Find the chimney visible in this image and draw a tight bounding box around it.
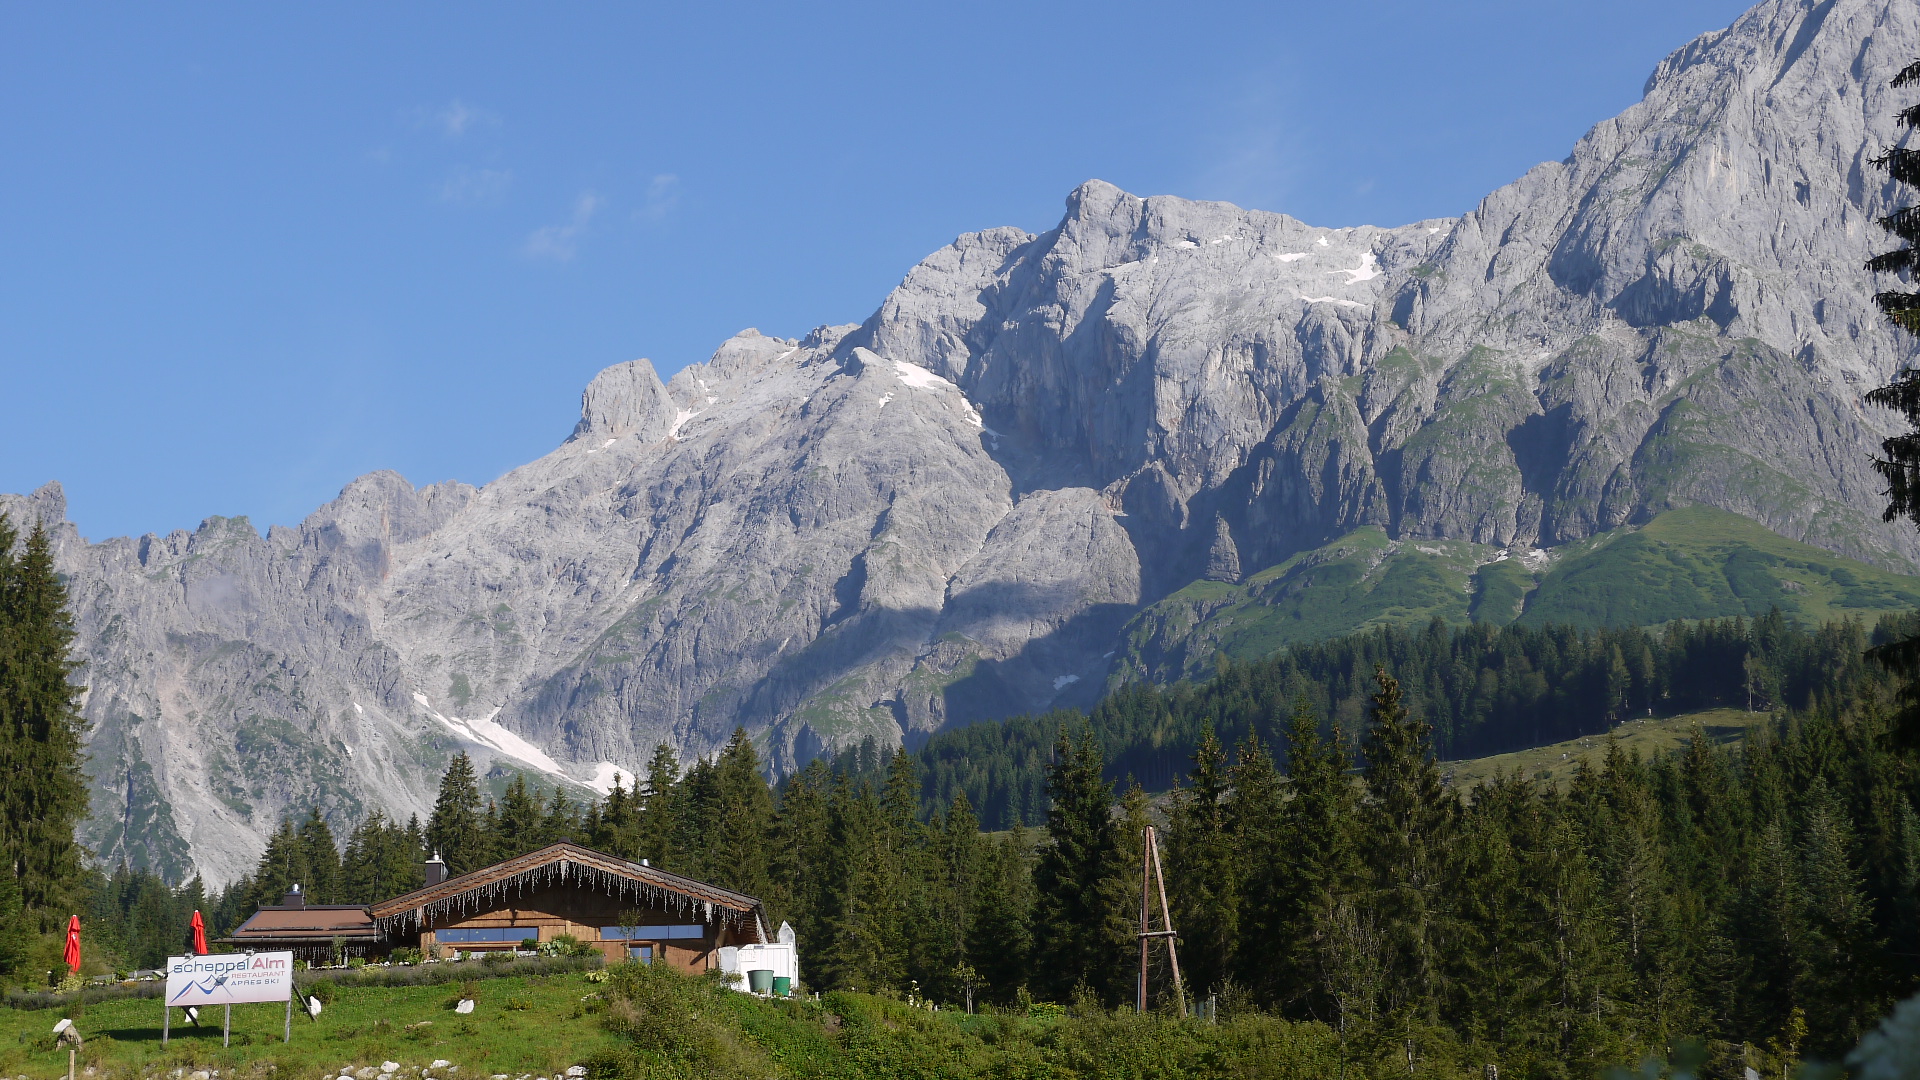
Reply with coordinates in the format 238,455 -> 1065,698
282,883 -> 305,908
424,851 -> 447,887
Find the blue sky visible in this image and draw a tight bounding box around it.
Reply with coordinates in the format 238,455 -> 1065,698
1,1 -> 1757,541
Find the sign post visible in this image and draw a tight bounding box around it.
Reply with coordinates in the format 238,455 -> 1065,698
163,953 -> 295,1045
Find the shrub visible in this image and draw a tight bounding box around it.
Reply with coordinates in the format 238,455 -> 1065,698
282,954 -> 600,996
4,980 -> 163,1011
546,934 -> 596,959
482,950 -> 512,966
600,965 -> 733,1075
390,947 -> 420,965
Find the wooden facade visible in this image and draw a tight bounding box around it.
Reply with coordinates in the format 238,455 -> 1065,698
368,842 -> 768,973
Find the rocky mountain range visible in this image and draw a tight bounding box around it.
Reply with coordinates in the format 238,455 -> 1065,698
7,0 -> 1920,885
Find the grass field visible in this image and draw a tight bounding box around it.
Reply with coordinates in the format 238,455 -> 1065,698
0,959 -> 1363,1080
0,970 -> 624,1080
1441,707 -> 1758,792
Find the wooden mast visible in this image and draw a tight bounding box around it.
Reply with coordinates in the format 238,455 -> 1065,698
1135,825 -> 1184,1013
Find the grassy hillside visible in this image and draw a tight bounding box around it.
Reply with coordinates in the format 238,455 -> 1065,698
0,958 -> 1362,1080
1116,506 -> 1920,682
1114,528 -> 1482,683
0,968 -> 624,1080
1441,707 -> 1757,792
1517,505 -> 1920,627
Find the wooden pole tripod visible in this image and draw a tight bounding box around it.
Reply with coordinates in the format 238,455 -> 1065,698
1136,825 -> 1184,1014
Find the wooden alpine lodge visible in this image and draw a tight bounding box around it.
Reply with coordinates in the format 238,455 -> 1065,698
223,842 -> 785,979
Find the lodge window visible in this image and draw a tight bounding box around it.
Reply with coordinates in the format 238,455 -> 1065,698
438,927 -> 533,943
599,925 -> 703,940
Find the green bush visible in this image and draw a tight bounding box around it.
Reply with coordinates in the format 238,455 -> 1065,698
587,965 -> 1346,1080
545,934 -> 596,959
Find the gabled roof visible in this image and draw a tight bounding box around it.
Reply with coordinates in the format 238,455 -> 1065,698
369,842 -> 766,939
223,904 -> 379,943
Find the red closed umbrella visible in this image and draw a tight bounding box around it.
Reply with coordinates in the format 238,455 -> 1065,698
61,916 -> 81,974
190,910 -> 208,955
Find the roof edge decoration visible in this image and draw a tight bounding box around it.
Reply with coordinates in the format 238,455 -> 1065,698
369,842 -> 765,937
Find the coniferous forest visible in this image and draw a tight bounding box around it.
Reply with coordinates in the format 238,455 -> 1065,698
192,617 -> 1920,1072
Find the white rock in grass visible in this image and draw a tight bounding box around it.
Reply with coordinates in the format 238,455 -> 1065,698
381,1065 -> 400,1075
429,1064 -> 451,1071
565,1070 -> 586,1078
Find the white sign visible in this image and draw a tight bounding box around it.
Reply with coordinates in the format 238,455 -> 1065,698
165,953 -> 294,1006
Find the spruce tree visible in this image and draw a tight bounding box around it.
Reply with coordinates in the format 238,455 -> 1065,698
540,787 -> 580,846
1863,58 -> 1920,741
1167,723 -> 1238,996
1524,814 -> 1629,1064
768,759 -> 832,944
426,752 -> 488,874
493,774 -> 543,860
1796,776 -> 1881,1051
481,798 -> 501,861
1740,820 -> 1810,1041
1594,742 -> 1690,1043
248,819 -> 311,910
296,808 -> 341,903
0,517 -> 89,913
1227,729 -> 1287,1006
713,728 -> 775,899
635,742 -> 680,867
1032,724 -> 1122,1003
592,774 -> 638,857
874,748 -> 942,997
1446,771 -> 1535,1048
931,792 -> 981,1000
827,772 -> 906,992
341,810 -> 425,902
673,756 -> 721,879
805,770 -> 865,990
1358,664 -> 1452,1021
967,825 -> 1035,1005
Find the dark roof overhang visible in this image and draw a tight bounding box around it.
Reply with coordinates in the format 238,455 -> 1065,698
368,842 -> 767,940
